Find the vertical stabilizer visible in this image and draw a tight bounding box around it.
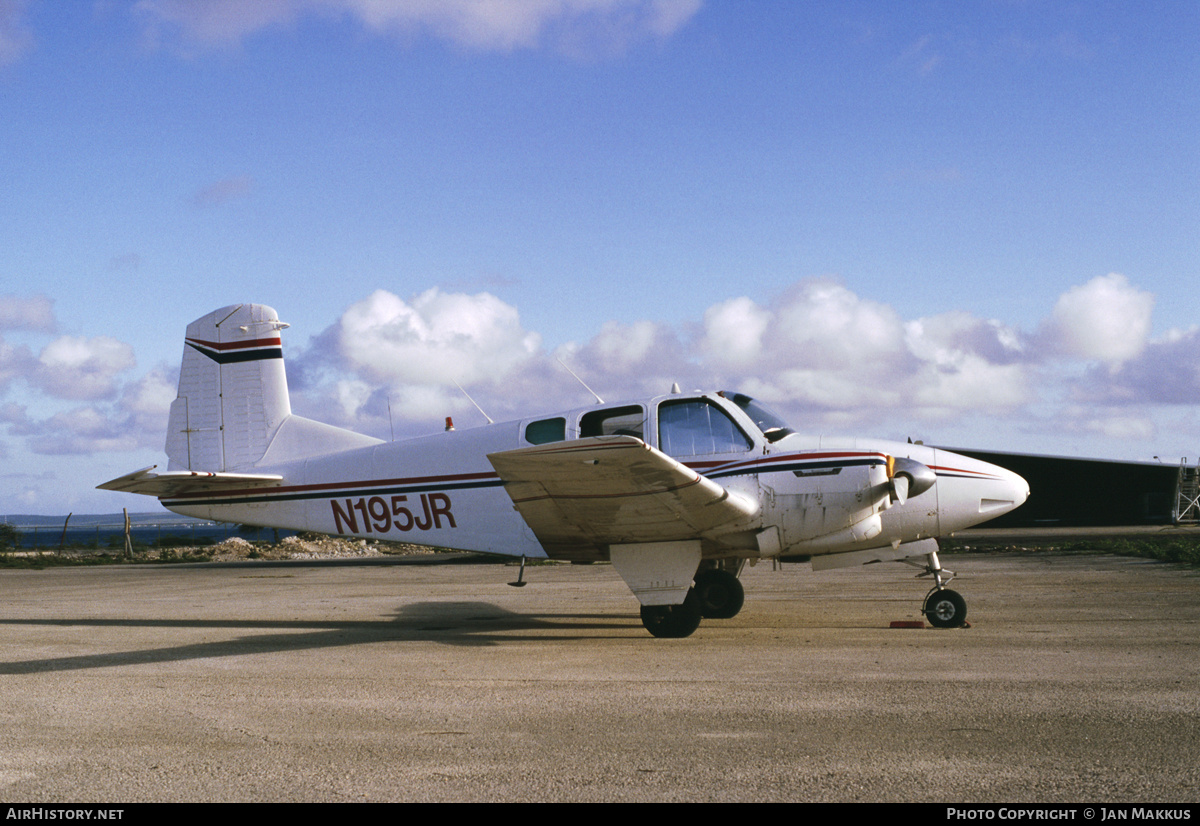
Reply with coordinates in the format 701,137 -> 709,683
166,304 -> 292,472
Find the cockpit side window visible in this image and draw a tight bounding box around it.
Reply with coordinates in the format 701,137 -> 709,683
524,417 -> 566,445
579,405 -> 645,439
658,398 -> 753,457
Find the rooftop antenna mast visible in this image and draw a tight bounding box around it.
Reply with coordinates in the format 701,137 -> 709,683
556,357 -> 604,404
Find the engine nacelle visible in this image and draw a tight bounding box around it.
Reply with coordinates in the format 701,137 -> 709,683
765,456 -> 891,551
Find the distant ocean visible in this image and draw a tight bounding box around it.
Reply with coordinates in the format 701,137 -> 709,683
2,513 -> 294,550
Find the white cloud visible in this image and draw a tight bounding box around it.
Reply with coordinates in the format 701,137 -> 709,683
695,279 -> 918,413
33,335 -> 137,400
701,296 -> 770,369
770,367 -> 904,412
35,406 -> 141,455
1059,406 -> 1158,443
909,356 -> 1029,417
1040,273 -> 1154,366
1075,325 -> 1200,406
0,294 -> 55,332
334,288 -> 541,387
385,383 -> 471,424
223,275 -> 1197,448
644,0 -> 703,37
590,319 -> 666,365
905,311 -> 1025,366
897,34 -> 943,76
20,272 -> 1191,482
4,366 -> 173,456
414,277 -> 1036,428
134,0 -> 702,53
543,278 -> 1034,422
0,336 -> 34,391
0,0 -> 33,66
117,366 -> 176,436
192,175 -> 254,207
773,278 -> 910,372
134,0 -> 301,48
557,318 -> 690,401
330,378 -> 375,421
902,312 -> 1031,416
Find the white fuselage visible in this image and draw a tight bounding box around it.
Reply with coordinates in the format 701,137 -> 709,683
162,392 -> 1028,563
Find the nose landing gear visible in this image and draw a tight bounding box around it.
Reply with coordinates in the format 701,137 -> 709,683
907,545 -> 969,628
923,586 -> 967,628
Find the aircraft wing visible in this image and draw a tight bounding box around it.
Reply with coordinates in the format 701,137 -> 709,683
97,465 -> 283,498
487,436 -> 758,558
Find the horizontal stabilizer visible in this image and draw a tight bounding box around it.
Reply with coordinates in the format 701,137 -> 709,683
487,436 -> 758,557
97,465 -> 283,498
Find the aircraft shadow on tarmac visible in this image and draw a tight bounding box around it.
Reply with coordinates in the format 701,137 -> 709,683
0,602 -> 629,674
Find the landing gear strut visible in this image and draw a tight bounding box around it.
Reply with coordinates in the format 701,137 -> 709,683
909,546 -> 968,628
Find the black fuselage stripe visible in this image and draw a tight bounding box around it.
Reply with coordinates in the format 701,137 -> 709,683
706,457 -> 884,479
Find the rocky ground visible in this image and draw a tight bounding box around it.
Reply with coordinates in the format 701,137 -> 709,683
7,533 -> 452,563
205,534 -> 444,562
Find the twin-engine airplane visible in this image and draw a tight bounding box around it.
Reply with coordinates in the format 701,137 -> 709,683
100,304 -> 1030,638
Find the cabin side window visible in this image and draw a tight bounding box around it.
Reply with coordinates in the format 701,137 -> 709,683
524,417 -> 566,445
579,405 -> 645,439
658,399 -> 753,457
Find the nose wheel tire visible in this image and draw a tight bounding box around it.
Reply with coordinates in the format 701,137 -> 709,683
924,588 -> 967,628
692,569 -> 745,619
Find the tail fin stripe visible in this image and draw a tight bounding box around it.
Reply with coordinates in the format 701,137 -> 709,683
186,335 -> 282,351
186,339 -> 283,364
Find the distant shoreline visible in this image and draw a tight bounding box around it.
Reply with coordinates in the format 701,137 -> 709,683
3,512 -> 196,527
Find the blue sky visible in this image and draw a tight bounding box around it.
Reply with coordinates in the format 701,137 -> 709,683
1,0 -> 1197,515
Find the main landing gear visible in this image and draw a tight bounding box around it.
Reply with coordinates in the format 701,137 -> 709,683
640,598 -> 703,639
640,563 -> 745,638
692,568 -> 745,619
910,545 -> 968,628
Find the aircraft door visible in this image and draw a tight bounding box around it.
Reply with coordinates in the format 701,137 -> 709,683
655,397 -> 761,510
656,398 -> 753,458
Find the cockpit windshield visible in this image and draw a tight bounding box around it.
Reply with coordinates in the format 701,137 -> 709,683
719,391 -> 795,443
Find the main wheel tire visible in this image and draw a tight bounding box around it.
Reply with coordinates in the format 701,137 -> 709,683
692,569 -> 745,619
640,600 -> 703,638
925,588 -> 967,628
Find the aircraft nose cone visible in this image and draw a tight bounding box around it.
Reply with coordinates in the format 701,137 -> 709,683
933,450 -> 1030,533
985,465 -> 1030,516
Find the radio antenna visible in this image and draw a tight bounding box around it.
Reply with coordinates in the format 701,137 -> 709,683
556,357 -> 604,404
452,380 -> 494,424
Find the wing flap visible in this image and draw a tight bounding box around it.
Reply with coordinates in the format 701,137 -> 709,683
97,465 -> 283,498
487,436 -> 757,556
